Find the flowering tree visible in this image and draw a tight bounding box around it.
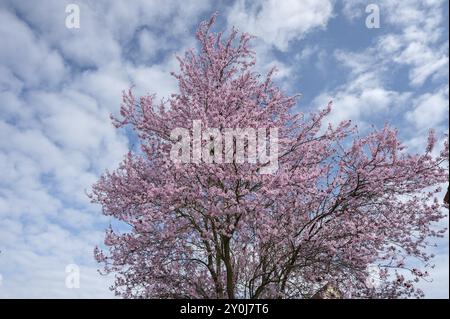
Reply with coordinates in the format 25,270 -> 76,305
90,16 -> 449,299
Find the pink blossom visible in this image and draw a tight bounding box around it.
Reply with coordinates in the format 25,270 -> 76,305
89,15 -> 449,299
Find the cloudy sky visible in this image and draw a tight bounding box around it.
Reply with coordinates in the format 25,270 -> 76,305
0,0 -> 448,298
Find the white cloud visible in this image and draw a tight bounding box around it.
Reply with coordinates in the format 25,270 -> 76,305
2,0 -> 212,68
126,62 -> 179,99
0,0 -> 214,298
314,0 -> 448,130
406,85 -> 449,130
0,8 -> 67,88
420,256 -> 450,298
227,0 -> 334,51
314,85 -> 412,129
313,49 -> 412,128
0,225 -> 115,298
344,0 -> 449,87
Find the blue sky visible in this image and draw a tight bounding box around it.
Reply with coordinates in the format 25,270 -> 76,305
0,0 -> 448,298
